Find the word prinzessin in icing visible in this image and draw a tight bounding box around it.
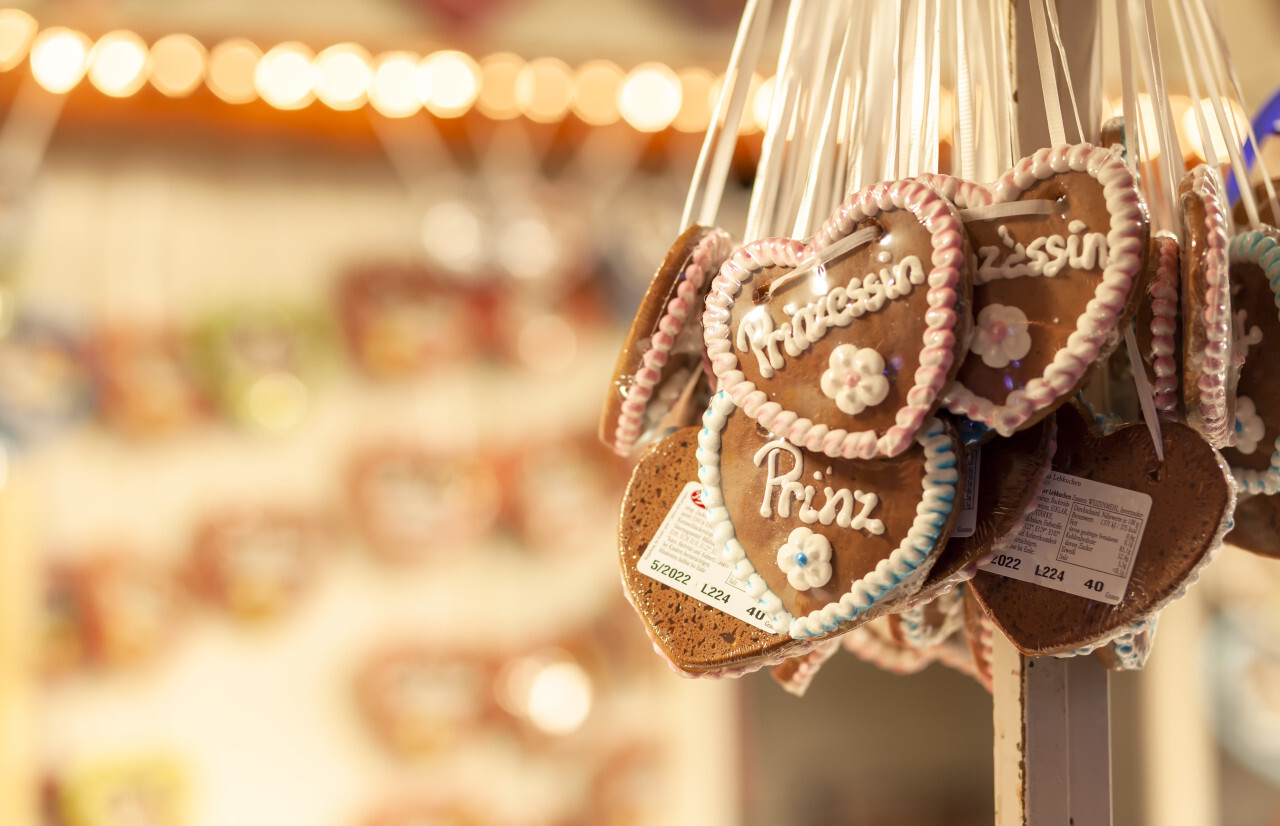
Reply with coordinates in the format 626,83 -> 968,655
975,220 -> 1108,284
735,255 -> 926,378
753,438 -> 885,534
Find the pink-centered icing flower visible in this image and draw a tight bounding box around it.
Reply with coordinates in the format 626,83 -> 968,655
970,303 -> 1032,369
1234,395 -> 1266,454
776,527 -> 833,591
820,345 -> 889,415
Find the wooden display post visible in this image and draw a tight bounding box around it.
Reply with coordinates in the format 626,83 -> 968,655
994,3 -> 1113,824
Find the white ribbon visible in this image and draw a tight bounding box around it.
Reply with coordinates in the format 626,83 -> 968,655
768,224 -> 884,296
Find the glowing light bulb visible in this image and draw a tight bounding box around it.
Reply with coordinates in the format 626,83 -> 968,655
525,660 -> 592,735
1181,97 -> 1249,164
0,9 -> 37,72
751,75 -> 776,132
618,63 -> 681,132
418,50 -> 479,118
369,51 -> 420,118
88,31 -> 149,97
314,43 -> 372,111
150,34 -> 205,98
571,60 -> 622,126
255,42 -> 315,110
30,27 -> 91,94
477,52 -> 523,120
673,67 -> 714,133
208,39 -> 261,104
515,57 -> 573,124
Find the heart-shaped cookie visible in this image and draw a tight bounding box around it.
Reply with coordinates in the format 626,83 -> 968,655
1179,164 -> 1236,448
698,391 -> 962,638
928,144 -> 1149,437
601,225 -> 734,456
1133,234 -> 1183,418
617,426 -> 818,675
703,178 -> 970,460
962,586 -> 995,692
918,413 -> 1058,597
769,638 -> 841,696
969,400 -> 1233,655
1220,230 -> 1280,494
887,584 -> 965,649
1225,491 -> 1280,559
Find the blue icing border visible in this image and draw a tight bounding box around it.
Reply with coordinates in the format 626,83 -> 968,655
1228,231 -> 1280,496
696,390 -> 960,639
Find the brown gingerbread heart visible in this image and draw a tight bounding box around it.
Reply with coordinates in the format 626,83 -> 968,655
927,144 -> 1149,437
1225,492 -> 1280,559
697,391 -> 963,639
1179,164 -> 1237,448
601,225 -> 734,456
704,178 -> 970,460
969,400 -> 1232,656
617,426 -> 816,675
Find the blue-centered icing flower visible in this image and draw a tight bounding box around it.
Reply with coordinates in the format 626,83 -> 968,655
820,344 -> 889,415
970,303 -> 1032,369
1234,395 -> 1266,454
776,526 -> 833,591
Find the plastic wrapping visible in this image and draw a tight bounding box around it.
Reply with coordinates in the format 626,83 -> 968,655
599,225 -> 733,457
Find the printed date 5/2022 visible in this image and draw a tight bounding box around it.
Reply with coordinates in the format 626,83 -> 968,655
650,560 -> 691,585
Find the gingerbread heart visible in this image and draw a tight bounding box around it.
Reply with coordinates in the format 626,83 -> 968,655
1133,234 -> 1182,419
1221,230 -> 1280,494
698,391 -> 962,638
928,144 -> 1149,437
1179,164 -> 1236,448
918,413 -> 1058,597
962,586 -> 995,692
703,178 -> 970,460
887,584 -> 965,649
617,426 -> 818,675
601,225 -> 734,456
769,638 -> 841,696
1225,491 -> 1280,559
969,400 -> 1232,655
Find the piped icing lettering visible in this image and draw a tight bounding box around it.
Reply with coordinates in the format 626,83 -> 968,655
974,220 -> 1108,284
734,255 -> 926,378
753,437 -> 885,535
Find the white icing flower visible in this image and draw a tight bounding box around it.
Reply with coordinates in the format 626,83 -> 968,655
970,303 -> 1032,369
1234,395 -> 1266,454
820,345 -> 889,415
776,527 -> 834,591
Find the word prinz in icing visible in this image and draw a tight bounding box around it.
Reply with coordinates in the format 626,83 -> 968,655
753,438 -> 885,535
736,254 -> 926,378
975,220 -> 1108,284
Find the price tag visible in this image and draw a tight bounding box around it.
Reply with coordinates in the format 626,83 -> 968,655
978,471 -> 1151,605
638,481 -> 776,633
951,447 -> 981,539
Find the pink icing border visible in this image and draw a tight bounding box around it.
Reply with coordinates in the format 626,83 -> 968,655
1148,235 -> 1181,418
937,144 -> 1146,436
769,638 -> 841,697
1184,164 -> 1234,447
611,228 -> 734,455
703,179 -> 965,460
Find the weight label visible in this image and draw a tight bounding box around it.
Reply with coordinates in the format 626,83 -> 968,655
639,481 -> 776,633
951,448 -> 981,539
978,471 -> 1150,605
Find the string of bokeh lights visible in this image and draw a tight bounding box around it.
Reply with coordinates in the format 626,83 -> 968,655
0,7 -> 1250,158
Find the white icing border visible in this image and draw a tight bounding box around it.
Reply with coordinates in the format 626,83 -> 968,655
1227,230 -> 1280,495
1183,164 -> 1234,448
932,145 -> 1146,437
703,178 -> 966,460
696,390 -> 959,639
611,227 -> 734,455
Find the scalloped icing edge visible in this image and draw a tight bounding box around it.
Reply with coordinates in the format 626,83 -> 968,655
1148,234 -> 1182,417
896,584 -> 965,650
696,390 -> 960,640
1228,230 -> 1280,495
1184,164 -> 1234,447
612,227 -> 735,455
937,143 -> 1146,437
702,178 -> 965,460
